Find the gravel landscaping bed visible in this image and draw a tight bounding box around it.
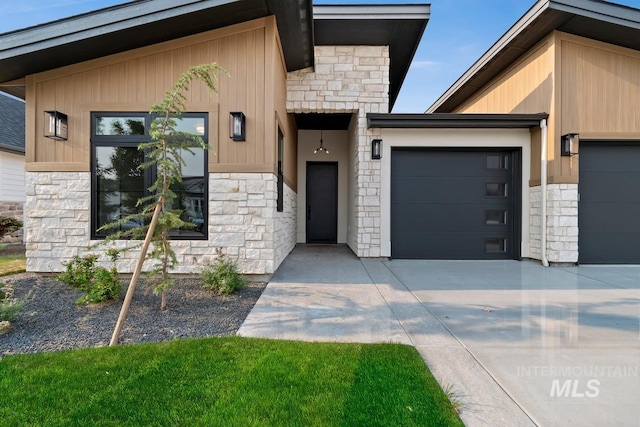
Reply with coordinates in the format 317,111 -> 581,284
1,273 -> 266,355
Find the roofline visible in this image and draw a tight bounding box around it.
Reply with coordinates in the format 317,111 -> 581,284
313,3 -> 430,110
0,143 -> 25,155
313,4 -> 431,20
426,0 -> 640,113
367,113 -> 549,128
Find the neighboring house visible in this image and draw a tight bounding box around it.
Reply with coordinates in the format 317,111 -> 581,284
0,0 -> 429,273
0,94 -> 25,242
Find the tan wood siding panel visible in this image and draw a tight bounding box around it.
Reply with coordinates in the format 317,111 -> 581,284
27,18 -> 274,172
455,35 -> 557,186
560,34 -> 640,135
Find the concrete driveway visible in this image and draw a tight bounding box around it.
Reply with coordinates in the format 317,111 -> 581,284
239,245 -> 640,427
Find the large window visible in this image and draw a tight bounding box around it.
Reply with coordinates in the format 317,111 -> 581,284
91,112 -> 208,239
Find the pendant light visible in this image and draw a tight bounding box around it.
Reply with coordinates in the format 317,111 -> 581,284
314,129 -> 329,154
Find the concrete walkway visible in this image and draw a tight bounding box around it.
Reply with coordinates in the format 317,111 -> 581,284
238,245 -> 640,427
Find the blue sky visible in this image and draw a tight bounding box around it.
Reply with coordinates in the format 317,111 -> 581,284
2,0 -> 640,112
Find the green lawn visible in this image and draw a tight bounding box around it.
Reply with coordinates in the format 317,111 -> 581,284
0,253 -> 26,277
0,337 -> 463,426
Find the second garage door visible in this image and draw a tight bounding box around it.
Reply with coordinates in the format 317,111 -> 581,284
579,142 -> 640,264
391,148 -> 520,259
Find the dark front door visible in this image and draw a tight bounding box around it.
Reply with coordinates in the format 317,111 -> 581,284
306,162 -> 338,244
391,148 -> 520,260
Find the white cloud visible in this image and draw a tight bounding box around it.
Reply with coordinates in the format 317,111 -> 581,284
410,60 -> 440,70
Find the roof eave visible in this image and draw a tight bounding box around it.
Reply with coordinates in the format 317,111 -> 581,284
368,113 -> 549,129
427,0 -> 640,113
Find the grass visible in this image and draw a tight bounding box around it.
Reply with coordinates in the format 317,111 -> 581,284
0,253 -> 26,277
0,337 -> 464,426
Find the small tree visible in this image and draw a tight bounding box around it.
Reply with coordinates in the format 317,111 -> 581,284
108,63 -> 224,346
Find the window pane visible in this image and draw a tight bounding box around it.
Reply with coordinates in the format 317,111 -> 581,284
95,117 -> 145,135
173,117 -> 206,136
170,147 -> 206,237
95,146 -> 145,234
486,238 -> 507,253
486,154 -> 508,169
485,210 -> 508,225
486,183 -> 508,197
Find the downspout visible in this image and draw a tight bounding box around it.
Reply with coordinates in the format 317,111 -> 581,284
540,119 -> 549,267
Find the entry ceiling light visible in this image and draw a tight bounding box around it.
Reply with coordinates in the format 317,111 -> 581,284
314,129 -> 329,154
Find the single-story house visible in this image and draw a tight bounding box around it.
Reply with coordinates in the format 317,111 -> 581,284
0,0 -> 637,273
0,94 -> 26,242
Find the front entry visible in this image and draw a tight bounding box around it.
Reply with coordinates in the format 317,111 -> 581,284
306,162 -> 338,243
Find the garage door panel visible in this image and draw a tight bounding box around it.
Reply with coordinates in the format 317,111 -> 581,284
392,203 -> 512,232
391,150 -> 511,177
392,231 -> 512,260
579,232 -> 640,264
391,148 -> 518,260
579,172 -> 640,201
392,176 -> 510,204
580,145 -> 640,172
579,202 -> 640,233
579,141 -> 640,264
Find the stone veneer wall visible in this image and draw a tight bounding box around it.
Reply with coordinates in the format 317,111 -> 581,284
25,172 -> 296,274
286,45 -> 388,257
528,184 -> 579,264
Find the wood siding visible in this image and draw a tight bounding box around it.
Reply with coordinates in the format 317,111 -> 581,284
454,31 -> 640,184
25,16 -> 297,188
558,33 -> 640,139
455,34 -> 555,186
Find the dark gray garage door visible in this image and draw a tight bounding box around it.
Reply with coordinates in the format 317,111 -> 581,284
391,148 -> 520,260
579,142 -> 640,264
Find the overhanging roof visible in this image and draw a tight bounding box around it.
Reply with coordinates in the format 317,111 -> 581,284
367,113 -> 548,128
428,0 -> 640,113
0,1 -> 429,110
314,4 -> 430,109
0,0 -> 314,99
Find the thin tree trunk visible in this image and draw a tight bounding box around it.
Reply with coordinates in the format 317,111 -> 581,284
109,200 -> 163,346
161,290 -> 167,312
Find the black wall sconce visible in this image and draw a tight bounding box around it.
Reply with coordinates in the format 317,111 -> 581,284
560,133 -> 578,156
372,139 -> 382,160
44,110 -> 68,141
229,112 -> 246,141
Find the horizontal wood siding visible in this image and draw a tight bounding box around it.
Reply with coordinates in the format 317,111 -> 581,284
455,34 -> 555,185
0,151 -> 26,201
26,18 -> 282,174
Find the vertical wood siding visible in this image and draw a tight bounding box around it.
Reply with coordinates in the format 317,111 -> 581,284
455,34 -> 555,186
25,17 -> 295,188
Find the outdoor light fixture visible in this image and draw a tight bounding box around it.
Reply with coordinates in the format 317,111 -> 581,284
314,130 -> 329,154
561,133 -> 578,156
44,110 -> 68,141
229,112 -> 246,141
372,139 -> 382,160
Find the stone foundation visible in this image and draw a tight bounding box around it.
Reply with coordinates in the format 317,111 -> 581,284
528,184 -> 579,264
25,172 -> 296,275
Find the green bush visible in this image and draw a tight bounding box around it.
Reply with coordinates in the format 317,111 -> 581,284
200,252 -> 247,295
57,253 -> 122,304
0,216 -> 22,238
0,283 -> 25,322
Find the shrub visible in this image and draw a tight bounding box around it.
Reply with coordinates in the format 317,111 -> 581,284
57,253 -> 122,304
0,216 -> 22,238
0,283 -> 25,323
200,251 -> 247,295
